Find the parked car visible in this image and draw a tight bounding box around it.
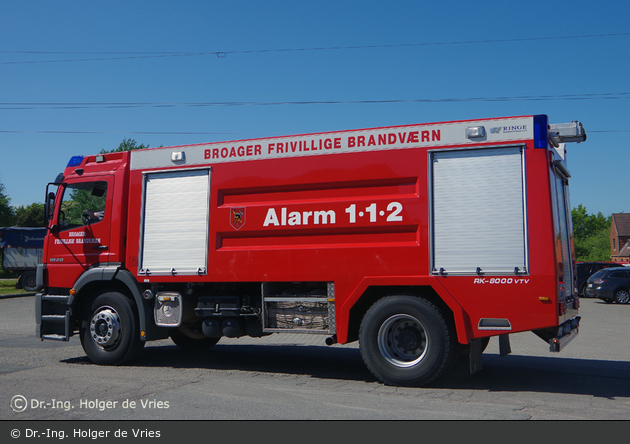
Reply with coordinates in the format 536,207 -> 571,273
584,267 -> 630,303
576,262 -> 625,297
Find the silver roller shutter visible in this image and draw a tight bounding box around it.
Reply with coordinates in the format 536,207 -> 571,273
139,169 -> 210,275
431,147 -> 527,275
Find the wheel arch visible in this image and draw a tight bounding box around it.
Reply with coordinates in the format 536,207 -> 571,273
343,278 -> 470,345
72,266 -> 150,340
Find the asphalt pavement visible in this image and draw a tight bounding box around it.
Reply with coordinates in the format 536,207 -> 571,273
0,294 -> 629,422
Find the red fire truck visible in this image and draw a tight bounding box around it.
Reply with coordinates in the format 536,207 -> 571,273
36,115 -> 585,386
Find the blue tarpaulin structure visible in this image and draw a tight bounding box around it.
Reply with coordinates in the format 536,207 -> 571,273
0,227 -> 46,249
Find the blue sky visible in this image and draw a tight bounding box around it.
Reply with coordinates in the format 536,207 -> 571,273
1,0 -> 629,217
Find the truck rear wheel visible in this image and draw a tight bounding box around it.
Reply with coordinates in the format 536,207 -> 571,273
21,271 -> 37,292
80,291 -> 144,365
359,295 -> 456,386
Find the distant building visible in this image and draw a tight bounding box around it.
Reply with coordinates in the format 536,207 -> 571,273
610,213 -> 630,263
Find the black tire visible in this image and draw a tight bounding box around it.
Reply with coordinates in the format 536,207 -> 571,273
359,295 -> 457,387
170,328 -> 219,351
613,289 -> 630,304
21,271 -> 37,292
579,284 -> 588,298
80,291 -> 144,365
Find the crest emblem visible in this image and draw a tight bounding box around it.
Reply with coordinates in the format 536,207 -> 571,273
230,207 -> 246,230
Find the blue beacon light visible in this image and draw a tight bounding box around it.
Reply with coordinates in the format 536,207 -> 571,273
66,156 -> 84,167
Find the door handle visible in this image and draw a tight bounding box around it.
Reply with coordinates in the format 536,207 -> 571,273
93,245 -> 108,250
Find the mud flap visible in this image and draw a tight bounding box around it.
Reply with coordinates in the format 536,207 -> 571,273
469,339 -> 483,374
499,334 -> 512,357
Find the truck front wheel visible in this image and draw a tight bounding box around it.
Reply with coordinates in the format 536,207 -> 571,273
359,295 -> 457,386
80,292 -> 144,365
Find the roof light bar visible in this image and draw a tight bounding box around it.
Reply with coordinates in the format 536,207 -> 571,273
171,151 -> 185,163
548,121 -> 586,147
465,126 -> 486,139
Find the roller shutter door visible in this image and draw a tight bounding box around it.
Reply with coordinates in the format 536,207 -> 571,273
139,169 -> 210,275
431,147 -> 527,275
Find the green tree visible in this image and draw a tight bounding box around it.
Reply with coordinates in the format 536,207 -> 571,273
14,203 -> 45,227
100,138 -> 149,154
0,181 -> 15,226
577,228 -> 612,261
572,204 -> 610,240
572,204 -> 612,261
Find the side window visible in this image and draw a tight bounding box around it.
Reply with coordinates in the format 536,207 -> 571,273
609,271 -> 626,279
58,181 -> 107,231
590,270 -> 607,280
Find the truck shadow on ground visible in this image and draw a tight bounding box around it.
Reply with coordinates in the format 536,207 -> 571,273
437,354 -> 630,399
63,342 -> 630,398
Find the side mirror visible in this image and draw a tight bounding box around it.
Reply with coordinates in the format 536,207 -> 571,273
44,182 -> 62,229
45,192 -> 56,220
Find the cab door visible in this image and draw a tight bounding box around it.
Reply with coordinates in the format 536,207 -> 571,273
45,175 -> 115,288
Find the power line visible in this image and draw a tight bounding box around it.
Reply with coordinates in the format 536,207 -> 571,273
0,52 -> 211,65
589,130 -> 630,133
1,32 -> 629,65
2,92 -> 630,110
2,92 -> 630,135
